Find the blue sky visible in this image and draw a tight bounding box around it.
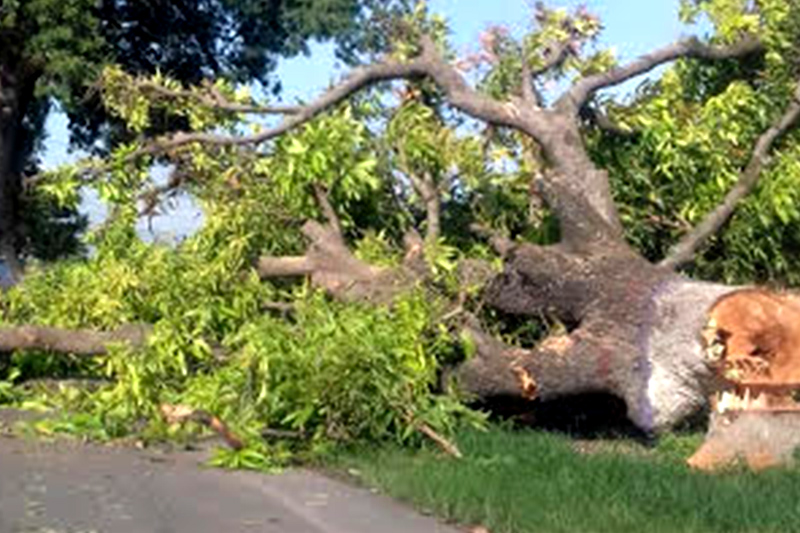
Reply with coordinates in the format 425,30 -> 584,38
39,0 -> 704,242
43,0 -> 701,168
275,0 -> 697,102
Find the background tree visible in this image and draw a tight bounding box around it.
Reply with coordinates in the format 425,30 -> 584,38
0,0 -> 410,279
1,0 -> 800,463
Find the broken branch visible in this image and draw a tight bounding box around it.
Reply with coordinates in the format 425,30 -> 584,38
160,404 -> 245,450
416,421 -> 463,458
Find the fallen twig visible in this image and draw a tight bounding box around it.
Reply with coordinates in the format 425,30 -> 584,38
160,403 -> 245,451
261,427 -> 306,441
416,421 -> 462,458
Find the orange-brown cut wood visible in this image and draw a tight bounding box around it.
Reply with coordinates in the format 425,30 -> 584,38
706,289 -> 800,386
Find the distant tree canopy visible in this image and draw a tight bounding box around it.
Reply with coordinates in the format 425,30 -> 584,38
0,0 -> 410,270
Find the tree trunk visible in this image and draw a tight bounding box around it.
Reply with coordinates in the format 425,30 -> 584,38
0,63 -> 36,282
456,242 -> 740,433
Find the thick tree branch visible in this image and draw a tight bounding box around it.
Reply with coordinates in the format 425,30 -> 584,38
25,35 -> 539,198
0,324 -> 150,356
26,36 -> 575,243
256,220 -> 421,303
456,315 -> 625,402
561,35 -> 762,109
662,83 -> 800,270
107,36 -> 542,160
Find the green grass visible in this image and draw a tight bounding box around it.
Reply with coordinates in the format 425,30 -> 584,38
332,428 -> 800,533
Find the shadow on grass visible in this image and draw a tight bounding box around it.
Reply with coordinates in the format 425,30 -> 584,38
474,392 -> 654,440
332,427 -> 800,533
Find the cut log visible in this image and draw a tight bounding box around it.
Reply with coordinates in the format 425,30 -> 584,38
687,289 -> 800,470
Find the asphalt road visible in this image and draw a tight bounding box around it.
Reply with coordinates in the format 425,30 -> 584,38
0,432 -> 459,533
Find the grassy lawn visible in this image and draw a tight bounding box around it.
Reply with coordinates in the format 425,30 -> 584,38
332,427 -> 800,533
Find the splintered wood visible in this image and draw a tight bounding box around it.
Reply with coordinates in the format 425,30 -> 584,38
689,289 -> 800,471
511,364 -> 538,400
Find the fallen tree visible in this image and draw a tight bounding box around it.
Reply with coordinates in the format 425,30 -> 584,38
4,1 -> 800,458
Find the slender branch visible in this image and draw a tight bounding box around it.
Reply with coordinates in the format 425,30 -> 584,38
422,174 -> 442,243
312,182 -> 343,239
531,40 -> 573,77
403,168 -> 440,244
127,53 -> 436,155
520,58 -> 537,105
261,301 -> 296,314
137,81 -> 302,115
139,170 -> 187,216
261,427 -> 306,440
661,83 -> 800,270
580,105 -> 636,137
160,404 -> 245,450
416,421 -> 463,458
0,324 -> 150,355
562,35 -> 762,108
400,408 -> 462,458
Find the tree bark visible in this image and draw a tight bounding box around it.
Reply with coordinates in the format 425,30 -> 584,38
457,243 -> 740,433
0,324 -> 150,356
688,411 -> 800,470
0,63 -> 37,282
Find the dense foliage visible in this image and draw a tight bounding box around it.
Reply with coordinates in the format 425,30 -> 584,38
592,0 -> 800,284
3,58 -> 493,467
4,0 -> 800,467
